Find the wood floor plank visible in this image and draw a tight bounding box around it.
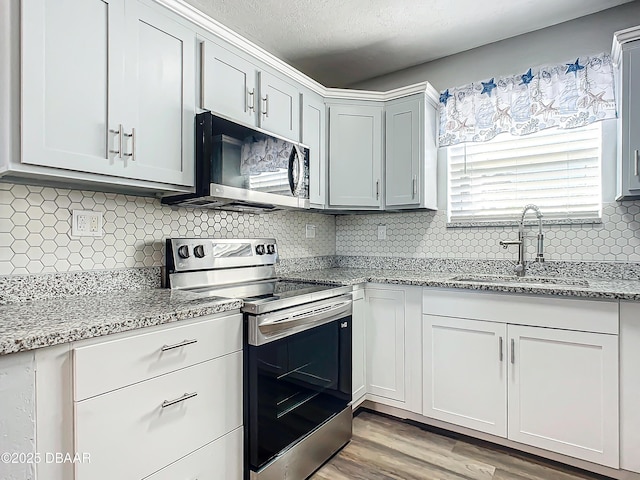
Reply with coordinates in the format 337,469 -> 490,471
352,412 -> 495,480
452,442 -> 602,480
313,411 -> 609,480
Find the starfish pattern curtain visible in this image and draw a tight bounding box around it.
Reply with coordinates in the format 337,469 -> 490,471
438,53 -> 616,147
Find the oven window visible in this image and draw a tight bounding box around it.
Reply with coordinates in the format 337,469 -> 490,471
247,317 -> 351,469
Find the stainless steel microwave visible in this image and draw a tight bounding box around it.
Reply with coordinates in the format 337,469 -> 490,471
162,112 -> 310,212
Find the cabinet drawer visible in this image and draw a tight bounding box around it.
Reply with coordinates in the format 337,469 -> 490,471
74,352 -> 242,480
422,289 -> 618,334
146,427 -> 243,480
73,313 -> 242,400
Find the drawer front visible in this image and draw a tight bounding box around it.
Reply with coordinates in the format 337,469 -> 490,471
422,288 -> 618,334
146,427 -> 243,480
74,352 -> 242,480
73,313 -> 242,400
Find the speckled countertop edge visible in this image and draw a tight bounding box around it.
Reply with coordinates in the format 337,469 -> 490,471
281,268 -> 640,301
0,289 -> 242,356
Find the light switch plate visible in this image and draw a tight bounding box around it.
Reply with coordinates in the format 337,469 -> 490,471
72,210 -> 103,237
306,224 -> 316,239
377,225 -> 387,240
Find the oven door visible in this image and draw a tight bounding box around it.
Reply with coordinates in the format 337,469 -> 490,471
245,300 -> 352,471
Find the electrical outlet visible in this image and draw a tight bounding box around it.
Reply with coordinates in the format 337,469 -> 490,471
306,224 -> 316,239
377,225 -> 387,240
72,210 -> 103,237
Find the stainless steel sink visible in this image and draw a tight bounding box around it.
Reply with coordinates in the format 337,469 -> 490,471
449,274 -> 589,287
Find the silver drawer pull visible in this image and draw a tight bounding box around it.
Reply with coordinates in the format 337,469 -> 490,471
161,392 -> 198,408
161,339 -> 198,351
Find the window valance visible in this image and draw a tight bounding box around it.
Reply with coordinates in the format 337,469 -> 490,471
438,53 -> 616,147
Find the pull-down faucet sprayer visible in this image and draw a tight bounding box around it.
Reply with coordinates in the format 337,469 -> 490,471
499,204 -> 545,277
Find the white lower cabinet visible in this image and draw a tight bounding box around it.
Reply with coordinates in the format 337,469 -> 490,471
423,316 -> 507,437
72,313 -> 243,480
146,427 -> 243,480
422,289 -> 619,469
507,325 -> 618,468
352,288 -> 366,405
365,284 -> 422,413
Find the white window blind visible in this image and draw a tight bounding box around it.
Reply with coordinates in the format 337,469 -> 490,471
447,123 -> 602,224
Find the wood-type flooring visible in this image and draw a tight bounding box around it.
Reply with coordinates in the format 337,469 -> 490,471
311,411 -> 612,480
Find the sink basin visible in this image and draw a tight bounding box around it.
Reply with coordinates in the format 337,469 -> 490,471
450,274 -> 589,287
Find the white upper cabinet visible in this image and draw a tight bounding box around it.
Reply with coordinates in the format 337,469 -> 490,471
125,2 -> 196,187
259,71 -> 300,140
328,103 -> 383,208
200,39 -> 258,125
384,94 -> 437,210
200,39 -> 300,141
20,0 -> 195,189
21,0 -> 126,176
614,32 -> 640,199
302,90 -> 327,207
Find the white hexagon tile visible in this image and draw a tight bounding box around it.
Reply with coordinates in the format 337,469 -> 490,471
336,202 -> 640,263
0,183 -> 335,276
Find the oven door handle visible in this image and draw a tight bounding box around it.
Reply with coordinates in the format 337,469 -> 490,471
251,297 -> 352,345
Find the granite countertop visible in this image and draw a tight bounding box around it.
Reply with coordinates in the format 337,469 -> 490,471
0,289 -> 242,356
4,265 -> 640,357
281,267 -> 640,301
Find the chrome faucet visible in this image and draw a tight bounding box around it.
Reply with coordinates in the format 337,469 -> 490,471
499,204 -> 545,276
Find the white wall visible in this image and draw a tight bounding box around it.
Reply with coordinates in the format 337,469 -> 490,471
351,1 -> 640,92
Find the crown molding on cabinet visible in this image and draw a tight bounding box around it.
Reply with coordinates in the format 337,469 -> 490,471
611,25 -> 640,65
325,82 -> 439,105
155,0 -> 326,96
154,0 -> 439,103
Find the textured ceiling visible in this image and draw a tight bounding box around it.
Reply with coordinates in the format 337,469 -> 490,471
185,0 -> 635,87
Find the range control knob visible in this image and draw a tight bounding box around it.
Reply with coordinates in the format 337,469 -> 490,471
177,245 -> 190,259
193,245 -> 206,258
266,244 -> 276,255
256,244 -> 266,255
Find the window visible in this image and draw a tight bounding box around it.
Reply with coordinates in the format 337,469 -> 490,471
447,123 -> 602,225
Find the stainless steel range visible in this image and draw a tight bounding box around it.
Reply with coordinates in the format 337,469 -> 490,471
165,238 -> 353,480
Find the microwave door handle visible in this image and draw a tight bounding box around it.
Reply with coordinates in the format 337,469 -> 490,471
288,146 -> 298,195
296,146 -> 305,196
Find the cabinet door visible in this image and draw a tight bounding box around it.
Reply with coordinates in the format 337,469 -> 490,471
201,39 -> 257,125
507,325 -> 619,468
624,42 -> 640,193
365,287 -> 405,402
21,0 -> 126,175
329,105 -> 383,208
351,290 -> 366,404
259,71 -> 300,141
303,91 -> 327,207
124,2 -> 195,186
423,315 -> 507,437
385,99 -> 421,207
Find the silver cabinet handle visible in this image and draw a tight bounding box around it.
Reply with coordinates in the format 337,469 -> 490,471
499,336 -> 503,362
109,124 -> 123,158
412,176 -> 417,199
161,392 -> 198,408
123,128 -> 136,161
161,339 -> 197,351
376,180 -> 380,199
510,338 -> 515,364
635,149 -> 639,177
262,94 -> 269,117
248,88 -> 255,112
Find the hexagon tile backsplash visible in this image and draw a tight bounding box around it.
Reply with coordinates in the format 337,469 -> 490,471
0,183 -> 335,276
2,180 -> 640,277
336,203 -> 640,263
